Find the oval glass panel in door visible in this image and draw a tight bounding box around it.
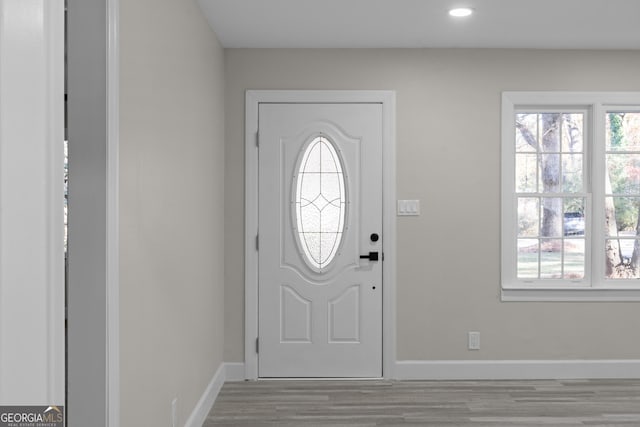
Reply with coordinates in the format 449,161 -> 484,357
295,136 -> 346,271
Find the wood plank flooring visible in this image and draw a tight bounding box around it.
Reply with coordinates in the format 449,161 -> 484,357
203,379 -> 640,427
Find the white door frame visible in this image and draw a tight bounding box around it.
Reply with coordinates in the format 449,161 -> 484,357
0,0 -> 119,418
66,0 -> 120,424
0,0 -> 65,404
244,90 -> 396,379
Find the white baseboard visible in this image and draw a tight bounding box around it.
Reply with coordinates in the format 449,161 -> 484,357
225,362 -> 246,382
395,359 -> 640,380
184,363 -> 226,427
184,363 -> 245,427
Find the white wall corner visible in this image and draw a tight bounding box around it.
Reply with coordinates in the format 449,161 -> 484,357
395,360 -> 640,380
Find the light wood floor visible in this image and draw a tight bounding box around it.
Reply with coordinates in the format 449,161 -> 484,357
204,379 -> 640,427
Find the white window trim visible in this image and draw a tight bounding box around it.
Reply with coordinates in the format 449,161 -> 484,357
502,91 -> 640,302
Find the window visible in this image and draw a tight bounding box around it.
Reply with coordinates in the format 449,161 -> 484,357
514,111 -> 587,281
502,92 -> 640,301
605,111 -> 640,279
295,136 -> 346,271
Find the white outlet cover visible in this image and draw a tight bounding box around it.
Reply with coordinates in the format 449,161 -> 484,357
468,331 -> 480,350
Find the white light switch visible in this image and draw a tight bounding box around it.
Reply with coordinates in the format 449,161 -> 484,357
397,200 -> 420,216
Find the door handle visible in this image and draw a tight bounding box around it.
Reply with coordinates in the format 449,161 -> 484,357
360,251 -> 379,261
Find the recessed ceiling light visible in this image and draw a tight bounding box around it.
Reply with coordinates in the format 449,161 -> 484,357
449,7 -> 473,17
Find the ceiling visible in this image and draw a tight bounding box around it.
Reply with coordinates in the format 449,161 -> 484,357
197,0 -> 640,49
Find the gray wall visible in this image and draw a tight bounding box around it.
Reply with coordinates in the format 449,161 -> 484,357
224,49 -> 640,363
119,0 -> 225,425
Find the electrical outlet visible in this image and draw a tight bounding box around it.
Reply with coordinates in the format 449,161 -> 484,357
171,398 -> 178,427
468,331 -> 480,350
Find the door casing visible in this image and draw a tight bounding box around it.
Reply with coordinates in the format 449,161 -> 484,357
244,90 -> 396,379
0,0 -> 65,404
67,0 -> 120,425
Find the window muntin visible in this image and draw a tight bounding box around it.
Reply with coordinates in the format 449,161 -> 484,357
295,136 -> 346,271
514,112 -> 586,281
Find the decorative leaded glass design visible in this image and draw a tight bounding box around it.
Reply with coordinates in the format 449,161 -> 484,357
295,136 -> 346,271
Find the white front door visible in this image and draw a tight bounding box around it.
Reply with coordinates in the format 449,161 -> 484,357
258,103 -> 383,377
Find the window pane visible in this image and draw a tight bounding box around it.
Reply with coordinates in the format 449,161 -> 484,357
605,196 -> 640,278
605,239 -> 640,279
540,239 -> 562,279
562,113 -> 584,153
299,204 -> 320,232
540,154 -> 561,193
320,204 -> 342,233
562,154 -> 582,192
561,200 -> 587,279
320,173 -> 344,207
515,113 -> 538,152
605,197 -> 640,235
606,112 -> 640,152
541,197 -> 563,237
619,238 -> 636,262
517,239 -> 539,278
518,197 -> 539,237
320,233 -> 341,267
564,198 -> 585,236
539,113 -> 561,152
515,154 -> 537,193
298,172 -> 320,205
564,239 -> 585,279
295,136 -> 346,271
320,142 -> 341,173
301,232 -> 321,265
607,154 -> 640,195
301,140 -> 321,172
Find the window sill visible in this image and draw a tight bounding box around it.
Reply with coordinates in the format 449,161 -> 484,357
501,286 -> 640,302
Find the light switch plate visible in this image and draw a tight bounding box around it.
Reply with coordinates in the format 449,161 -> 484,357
397,200 -> 420,216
